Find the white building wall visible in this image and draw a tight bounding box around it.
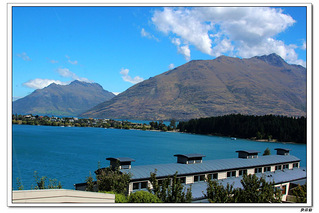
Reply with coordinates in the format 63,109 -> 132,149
218,172 -> 227,180
247,168 -> 255,175
186,176 -> 193,184
271,166 -> 276,172
275,182 -> 290,202
128,182 -> 133,194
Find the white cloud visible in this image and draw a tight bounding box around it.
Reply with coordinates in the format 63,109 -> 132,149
153,8 -> 212,57
171,38 -> 191,61
141,28 -> 159,41
112,92 -> 120,96
17,52 -> 31,61
56,68 -> 92,82
120,68 -> 144,84
23,68 -> 94,90
66,55 -> 78,65
301,40 -> 306,50
151,7 -> 305,66
168,63 -> 175,69
23,79 -> 68,89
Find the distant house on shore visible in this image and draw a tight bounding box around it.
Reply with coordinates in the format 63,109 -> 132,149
75,148 -> 306,202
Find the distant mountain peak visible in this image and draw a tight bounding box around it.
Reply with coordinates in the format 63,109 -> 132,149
254,53 -> 287,67
81,54 -> 306,120
13,80 -> 115,117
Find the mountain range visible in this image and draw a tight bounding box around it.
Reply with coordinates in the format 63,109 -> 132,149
81,53 -> 306,120
13,80 -> 115,116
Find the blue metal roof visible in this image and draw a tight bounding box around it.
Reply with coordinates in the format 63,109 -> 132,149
188,167 -> 306,200
106,157 -> 135,162
236,150 -> 261,154
275,148 -> 291,151
121,154 -> 301,180
174,154 -> 206,158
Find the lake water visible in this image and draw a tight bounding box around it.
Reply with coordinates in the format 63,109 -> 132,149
12,124 -> 307,190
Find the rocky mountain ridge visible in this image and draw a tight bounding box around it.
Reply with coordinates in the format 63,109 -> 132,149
81,53 -> 306,120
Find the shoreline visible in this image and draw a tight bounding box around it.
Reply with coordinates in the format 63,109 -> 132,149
12,123 -> 304,145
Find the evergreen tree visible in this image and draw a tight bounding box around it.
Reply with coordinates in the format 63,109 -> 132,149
206,179 -> 236,203
292,184 -> 307,203
148,170 -> 192,203
85,172 -> 95,192
263,148 -> 271,156
95,166 -> 131,195
236,174 -> 281,203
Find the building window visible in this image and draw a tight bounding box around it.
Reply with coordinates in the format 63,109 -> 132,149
264,166 -> 271,172
275,165 -> 282,171
227,171 -> 236,178
208,173 -> 218,180
133,181 -> 148,190
121,164 -> 130,169
133,182 -> 139,190
293,163 -> 299,168
283,164 -> 289,170
177,177 -> 186,184
281,185 -> 287,195
140,181 -> 148,189
239,169 -> 247,176
194,175 -> 205,182
254,167 -> 262,173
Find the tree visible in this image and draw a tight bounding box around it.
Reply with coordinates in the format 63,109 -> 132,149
85,172 -> 95,192
148,170 -> 192,203
169,119 -> 176,130
291,184 -> 307,203
128,191 -> 162,203
16,178 -> 24,190
32,171 -> 62,189
95,166 -> 131,195
236,174 -> 281,203
206,179 -> 236,203
263,147 -> 271,156
205,174 -> 282,203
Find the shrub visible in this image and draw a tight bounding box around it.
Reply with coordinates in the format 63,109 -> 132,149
99,191 -> 128,203
128,191 -> 162,203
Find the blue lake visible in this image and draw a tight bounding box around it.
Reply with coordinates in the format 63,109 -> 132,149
12,124 -> 307,190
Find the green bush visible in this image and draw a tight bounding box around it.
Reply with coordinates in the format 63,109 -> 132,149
128,191 -> 162,203
99,191 -> 128,203
115,193 -> 129,203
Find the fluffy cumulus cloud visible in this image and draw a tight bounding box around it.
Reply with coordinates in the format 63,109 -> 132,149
152,7 -> 305,66
171,38 -> 191,61
56,68 -> 92,82
120,68 -> 144,84
23,79 -> 67,89
23,68 -> 92,89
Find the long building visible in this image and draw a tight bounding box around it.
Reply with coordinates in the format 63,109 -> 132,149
75,148 -> 306,202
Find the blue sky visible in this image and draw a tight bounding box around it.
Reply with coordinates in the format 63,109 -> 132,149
12,6 -> 307,100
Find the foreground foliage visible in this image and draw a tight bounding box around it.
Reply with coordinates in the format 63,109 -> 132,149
206,174 -> 282,203
94,166 -> 131,195
148,170 -> 192,203
292,184 -> 307,203
16,171 -> 62,190
128,191 -> 162,203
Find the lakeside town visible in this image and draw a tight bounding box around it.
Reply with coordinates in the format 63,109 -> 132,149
12,114 -> 176,131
